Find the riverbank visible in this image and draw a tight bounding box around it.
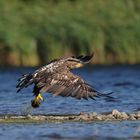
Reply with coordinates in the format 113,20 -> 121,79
0,109 -> 140,123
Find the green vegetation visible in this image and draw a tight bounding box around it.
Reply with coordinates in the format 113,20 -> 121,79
0,0 -> 140,66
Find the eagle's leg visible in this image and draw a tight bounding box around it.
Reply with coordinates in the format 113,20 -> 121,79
31,93 -> 43,108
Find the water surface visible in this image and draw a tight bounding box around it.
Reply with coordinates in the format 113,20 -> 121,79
0,65 -> 140,139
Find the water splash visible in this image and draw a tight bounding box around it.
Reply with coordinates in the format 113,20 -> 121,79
21,102 -> 34,115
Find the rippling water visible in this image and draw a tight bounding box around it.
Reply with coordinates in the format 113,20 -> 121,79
0,65 -> 140,140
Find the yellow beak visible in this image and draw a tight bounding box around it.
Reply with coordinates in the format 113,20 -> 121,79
76,63 -> 83,68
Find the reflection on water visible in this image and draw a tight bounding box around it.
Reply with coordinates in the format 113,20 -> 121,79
0,65 -> 140,140
0,121 -> 140,140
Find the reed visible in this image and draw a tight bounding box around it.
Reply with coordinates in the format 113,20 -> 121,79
0,0 -> 139,66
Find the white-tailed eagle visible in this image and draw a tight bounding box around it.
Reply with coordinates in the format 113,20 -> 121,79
16,53 -> 113,108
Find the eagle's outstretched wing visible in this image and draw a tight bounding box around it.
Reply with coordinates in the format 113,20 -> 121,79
33,70 -> 112,100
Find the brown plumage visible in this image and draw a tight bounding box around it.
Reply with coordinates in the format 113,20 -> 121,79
16,53 -> 113,108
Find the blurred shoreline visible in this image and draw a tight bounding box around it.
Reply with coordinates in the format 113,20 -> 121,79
0,0 -> 139,66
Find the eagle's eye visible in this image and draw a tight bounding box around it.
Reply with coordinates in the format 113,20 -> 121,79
31,100 -> 40,108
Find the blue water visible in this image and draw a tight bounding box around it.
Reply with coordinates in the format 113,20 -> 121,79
0,65 -> 140,140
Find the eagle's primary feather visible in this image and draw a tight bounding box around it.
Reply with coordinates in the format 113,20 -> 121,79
16,53 -> 113,108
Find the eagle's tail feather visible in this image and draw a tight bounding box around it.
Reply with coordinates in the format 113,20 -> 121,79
77,53 -> 94,63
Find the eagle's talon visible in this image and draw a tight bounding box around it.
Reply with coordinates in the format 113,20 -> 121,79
31,99 -> 40,108
37,94 -> 43,101
31,94 -> 43,108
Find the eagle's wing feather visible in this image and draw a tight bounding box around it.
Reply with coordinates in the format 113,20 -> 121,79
34,70 -> 111,100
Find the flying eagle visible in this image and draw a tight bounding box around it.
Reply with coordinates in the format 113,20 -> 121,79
16,53 -> 113,108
